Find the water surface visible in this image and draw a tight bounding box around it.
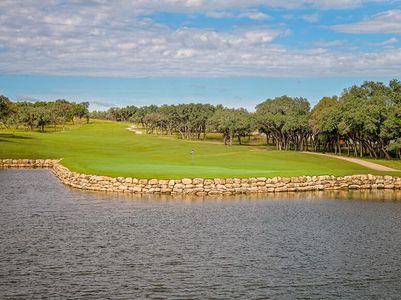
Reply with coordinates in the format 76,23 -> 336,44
1,170 -> 401,299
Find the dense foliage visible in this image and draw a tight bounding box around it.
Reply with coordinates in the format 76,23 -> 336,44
255,96 -> 310,151
310,80 -> 401,159
0,98 -> 89,131
1,79 -> 401,159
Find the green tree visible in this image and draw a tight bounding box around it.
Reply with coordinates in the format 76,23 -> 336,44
73,102 -> 90,123
335,80 -> 401,159
0,95 -> 12,127
208,108 -> 251,145
309,96 -> 341,153
255,96 -> 311,150
34,106 -> 52,132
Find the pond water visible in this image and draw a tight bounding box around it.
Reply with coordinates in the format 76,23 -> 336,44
1,169 -> 401,299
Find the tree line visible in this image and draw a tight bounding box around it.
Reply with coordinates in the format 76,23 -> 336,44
1,80 -> 401,159
91,80 -> 401,159
91,103 -> 252,144
0,96 -> 89,131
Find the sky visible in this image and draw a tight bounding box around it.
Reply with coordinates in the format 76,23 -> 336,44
0,0 -> 401,110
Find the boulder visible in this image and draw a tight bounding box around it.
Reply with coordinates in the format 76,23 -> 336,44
182,178 -> 192,185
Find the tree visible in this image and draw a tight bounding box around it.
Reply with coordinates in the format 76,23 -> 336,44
16,103 -> 37,130
34,106 -> 52,132
332,80 -> 401,159
0,95 -> 12,127
255,96 -> 311,151
207,108 -> 251,145
73,102 -> 90,123
309,96 -> 341,153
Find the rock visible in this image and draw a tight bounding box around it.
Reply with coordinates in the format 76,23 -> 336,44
225,178 -> 234,184
148,179 -> 158,185
160,188 -> 172,194
182,178 -> 192,185
132,186 -> 142,193
348,185 -> 360,190
214,178 -> 225,184
174,183 -> 184,189
193,178 -> 204,185
1,159 -> 399,196
204,179 -> 214,185
139,179 -> 148,185
216,184 -> 226,190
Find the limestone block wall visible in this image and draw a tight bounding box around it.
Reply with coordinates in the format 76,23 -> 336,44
1,159 -> 401,196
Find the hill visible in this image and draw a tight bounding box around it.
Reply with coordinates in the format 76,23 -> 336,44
1,120 -> 400,179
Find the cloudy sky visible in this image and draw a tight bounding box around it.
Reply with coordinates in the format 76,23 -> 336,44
0,0 -> 400,109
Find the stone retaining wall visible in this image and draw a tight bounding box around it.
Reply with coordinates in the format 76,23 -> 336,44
1,159 -> 401,196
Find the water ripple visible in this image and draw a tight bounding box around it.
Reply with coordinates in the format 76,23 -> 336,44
1,170 -> 401,299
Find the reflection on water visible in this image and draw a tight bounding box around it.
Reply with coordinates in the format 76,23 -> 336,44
76,185 -> 401,203
1,169 -> 401,299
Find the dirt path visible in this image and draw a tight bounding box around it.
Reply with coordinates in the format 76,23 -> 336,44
303,152 -> 398,172
127,126 -> 143,134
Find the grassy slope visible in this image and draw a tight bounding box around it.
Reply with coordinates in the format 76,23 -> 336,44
363,158 -> 401,171
1,120 -> 400,179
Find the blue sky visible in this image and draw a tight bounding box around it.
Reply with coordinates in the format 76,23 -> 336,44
1,0 -> 401,110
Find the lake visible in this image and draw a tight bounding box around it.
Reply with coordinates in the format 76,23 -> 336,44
1,169 -> 401,299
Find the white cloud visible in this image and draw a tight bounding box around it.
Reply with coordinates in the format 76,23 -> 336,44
369,37 -> 398,46
309,0 -> 362,9
0,0 -> 384,18
0,0 -> 400,78
331,10 -> 401,34
301,13 -> 320,23
206,9 -> 270,20
239,11 -> 271,21
205,11 -> 234,18
175,48 -> 196,58
313,40 -> 347,47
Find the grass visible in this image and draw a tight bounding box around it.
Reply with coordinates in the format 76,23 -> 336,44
363,157 -> 401,171
1,120 -> 401,179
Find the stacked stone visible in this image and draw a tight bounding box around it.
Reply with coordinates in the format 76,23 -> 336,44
1,159 -> 401,195
50,170 -> 401,195
0,159 -> 59,168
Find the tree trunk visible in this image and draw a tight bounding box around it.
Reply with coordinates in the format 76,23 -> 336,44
381,146 -> 392,160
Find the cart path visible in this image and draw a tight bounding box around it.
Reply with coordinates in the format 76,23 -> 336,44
127,126 -> 143,134
303,152 -> 398,172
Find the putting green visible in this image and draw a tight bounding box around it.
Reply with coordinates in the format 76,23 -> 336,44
1,120 -> 400,179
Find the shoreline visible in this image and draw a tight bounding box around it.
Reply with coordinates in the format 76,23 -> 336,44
1,159 -> 401,196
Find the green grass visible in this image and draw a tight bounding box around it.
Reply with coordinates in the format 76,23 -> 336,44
363,157 -> 401,171
1,120 -> 400,179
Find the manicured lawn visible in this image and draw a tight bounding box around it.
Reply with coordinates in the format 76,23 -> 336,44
363,158 -> 401,171
1,120 -> 400,179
